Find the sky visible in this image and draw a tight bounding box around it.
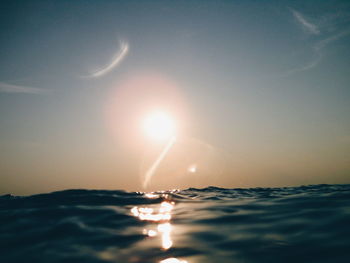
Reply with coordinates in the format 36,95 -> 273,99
1,0 -> 350,195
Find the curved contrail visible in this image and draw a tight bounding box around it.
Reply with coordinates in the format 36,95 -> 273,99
85,41 -> 129,78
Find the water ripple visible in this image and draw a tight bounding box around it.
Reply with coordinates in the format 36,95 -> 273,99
0,184 -> 349,262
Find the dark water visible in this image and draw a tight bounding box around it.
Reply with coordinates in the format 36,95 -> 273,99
1,184 -> 350,263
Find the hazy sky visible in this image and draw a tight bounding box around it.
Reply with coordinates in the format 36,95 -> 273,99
1,0 -> 350,195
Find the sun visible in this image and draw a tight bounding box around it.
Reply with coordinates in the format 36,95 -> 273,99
143,111 -> 176,141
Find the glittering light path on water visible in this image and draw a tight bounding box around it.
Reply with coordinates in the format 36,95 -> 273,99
131,193 -> 188,263
2,185 -> 350,262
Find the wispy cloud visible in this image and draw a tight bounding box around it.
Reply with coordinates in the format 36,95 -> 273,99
314,29 -> 350,51
84,40 -> 129,78
285,54 -> 322,76
283,9 -> 350,76
0,82 -> 49,94
290,8 -> 320,35
287,29 -> 350,75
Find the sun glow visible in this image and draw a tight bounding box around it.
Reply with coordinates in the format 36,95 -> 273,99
143,111 -> 176,141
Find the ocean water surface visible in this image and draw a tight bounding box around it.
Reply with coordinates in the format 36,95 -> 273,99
1,184 -> 350,263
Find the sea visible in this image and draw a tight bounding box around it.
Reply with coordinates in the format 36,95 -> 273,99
1,184 -> 350,263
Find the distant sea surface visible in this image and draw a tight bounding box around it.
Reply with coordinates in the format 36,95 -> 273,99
1,184 -> 350,263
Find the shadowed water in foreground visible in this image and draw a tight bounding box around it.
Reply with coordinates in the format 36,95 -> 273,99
1,184 -> 350,263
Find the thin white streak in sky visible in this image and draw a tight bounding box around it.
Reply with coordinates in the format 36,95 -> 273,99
85,41 -> 129,78
314,30 -> 350,51
0,82 -> 48,94
284,53 -> 322,76
291,8 -> 320,35
284,25 -> 350,76
143,136 -> 176,189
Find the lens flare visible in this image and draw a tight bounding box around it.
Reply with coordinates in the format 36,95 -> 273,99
143,136 -> 176,188
188,164 -> 197,173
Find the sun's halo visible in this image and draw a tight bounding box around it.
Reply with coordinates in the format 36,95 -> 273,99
143,111 -> 176,141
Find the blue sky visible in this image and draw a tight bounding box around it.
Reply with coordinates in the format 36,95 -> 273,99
1,0 -> 350,194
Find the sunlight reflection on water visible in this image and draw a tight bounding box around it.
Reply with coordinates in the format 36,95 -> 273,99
158,222 -> 172,249
131,201 -> 173,222
131,195 -> 188,263
160,258 -> 188,263
2,185 -> 350,263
